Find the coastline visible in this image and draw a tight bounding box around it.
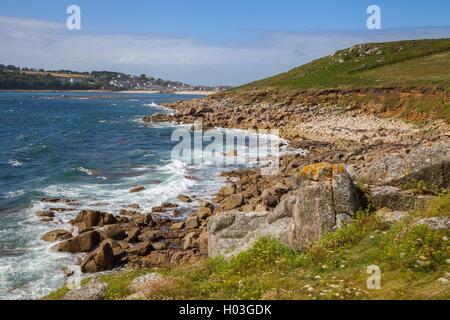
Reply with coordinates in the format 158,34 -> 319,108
0,89 -> 217,95
39,89 -> 450,300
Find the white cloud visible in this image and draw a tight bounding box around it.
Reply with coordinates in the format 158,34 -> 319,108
0,16 -> 449,86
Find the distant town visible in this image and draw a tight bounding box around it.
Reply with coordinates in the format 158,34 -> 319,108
0,64 -> 230,92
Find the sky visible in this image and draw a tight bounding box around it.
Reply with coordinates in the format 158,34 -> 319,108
0,0 -> 449,86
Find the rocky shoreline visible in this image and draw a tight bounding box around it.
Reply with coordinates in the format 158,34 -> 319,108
38,91 -> 450,294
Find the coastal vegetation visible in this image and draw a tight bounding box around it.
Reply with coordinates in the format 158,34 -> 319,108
233,38 -> 450,123
241,38 -> 450,90
46,192 -> 450,300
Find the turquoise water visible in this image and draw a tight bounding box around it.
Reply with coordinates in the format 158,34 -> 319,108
0,92 -> 216,299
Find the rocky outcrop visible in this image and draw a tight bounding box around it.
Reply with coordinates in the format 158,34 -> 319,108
70,210 -> 117,232
208,163 -> 362,257
55,230 -> 102,253
42,229 -> 72,242
369,186 -> 434,211
208,211 -> 291,258
81,241 -> 115,273
99,224 -> 126,241
129,186 -> 146,193
360,142 -> 450,188
415,217 -> 450,231
63,279 -> 107,300
219,194 -> 243,211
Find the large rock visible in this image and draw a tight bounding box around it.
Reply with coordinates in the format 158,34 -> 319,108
369,186 -> 434,211
63,279 -> 106,300
126,241 -> 151,256
129,186 -> 146,193
70,210 -> 117,232
281,163 -> 361,251
208,211 -> 291,259
81,241 -> 115,273
129,214 -> 153,227
177,195 -> 192,203
219,194 -> 243,211
103,239 -> 128,259
35,211 -> 55,218
55,230 -> 102,253
415,217 -> 450,231
42,229 -> 72,242
186,216 -> 199,229
99,224 -> 126,240
360,142 -> 450,188
208,163 -> 362,257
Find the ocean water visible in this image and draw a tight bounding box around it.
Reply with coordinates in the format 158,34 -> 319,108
0,92 -> 214,299
0,91 -> 285,300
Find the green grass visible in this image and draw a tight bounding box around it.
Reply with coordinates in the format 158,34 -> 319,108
422,192 -> 450,218
400,179 -> 445,196
241,38 -> 450,91
44,286 -> 70,300
98,269 -> 151,300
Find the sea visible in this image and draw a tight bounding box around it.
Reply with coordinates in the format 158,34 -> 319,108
0,91 -> 285,300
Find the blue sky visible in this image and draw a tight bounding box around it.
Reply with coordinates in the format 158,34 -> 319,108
0,0 -> 449,85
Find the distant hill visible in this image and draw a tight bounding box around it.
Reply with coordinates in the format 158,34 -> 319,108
228,38 -> 449,122
0,64 -> 222,92
241,38 -> 450,91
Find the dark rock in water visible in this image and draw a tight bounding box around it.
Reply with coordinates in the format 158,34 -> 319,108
35,211 -> 55,218
119,209 -> 140,216
177,195 -> 192,203
129,186 -> 146,193
49,207 -> 75,212
55,230 -> 102,253
41,197 -> 76,204
70,210 -> 117,232
81,241 -> 115,273
42,229 -> 72,242
161,202 -> 178,208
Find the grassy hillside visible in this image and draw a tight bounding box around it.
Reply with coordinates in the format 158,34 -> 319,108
242,38 -> 450,91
